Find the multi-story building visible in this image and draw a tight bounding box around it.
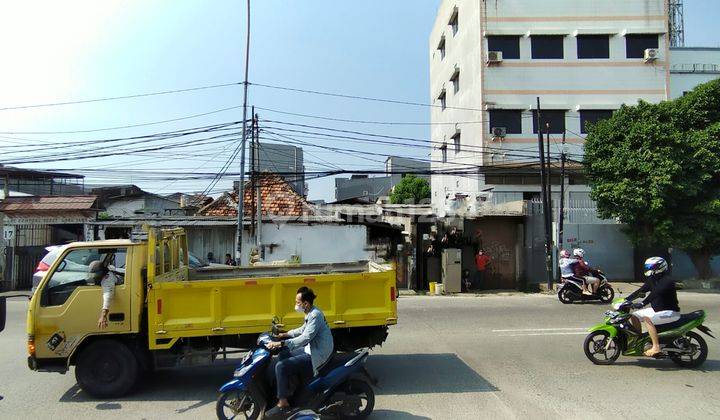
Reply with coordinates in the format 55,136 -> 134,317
429,0 -> 671,211
256,143 -> 305,197
335,156 -> 430,203
669,47 -> 720,99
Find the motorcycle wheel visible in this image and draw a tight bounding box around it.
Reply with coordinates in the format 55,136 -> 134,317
558,288 -> 574,304
339,379 -> 375,418
671,331 -> 708,368
216,390 -> 261,420
598,286 -> 615,303
583,331 -> 620,365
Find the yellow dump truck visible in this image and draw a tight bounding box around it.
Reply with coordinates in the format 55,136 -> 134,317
24,228 -> 397,397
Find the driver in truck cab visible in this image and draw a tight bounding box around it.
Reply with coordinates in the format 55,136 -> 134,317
265,286 -> 334,418
88,260 -> 121,329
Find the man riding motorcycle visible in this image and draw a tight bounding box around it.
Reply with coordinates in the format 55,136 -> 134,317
572,248 -> 600,295
265,287 -> 334,418
625,256 -> 680,357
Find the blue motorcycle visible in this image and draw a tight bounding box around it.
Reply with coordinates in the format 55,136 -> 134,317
216,331 -> 375,419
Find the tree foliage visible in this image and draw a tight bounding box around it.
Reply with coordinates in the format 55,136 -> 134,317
584,79 -> 720,278
389,175 -> 431,204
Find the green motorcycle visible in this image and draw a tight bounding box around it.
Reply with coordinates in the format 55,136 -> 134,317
584,298 -> 714,367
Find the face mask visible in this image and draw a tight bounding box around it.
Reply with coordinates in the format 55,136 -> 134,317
295,304 -> 305,313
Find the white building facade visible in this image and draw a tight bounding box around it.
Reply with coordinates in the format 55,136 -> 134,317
429,0 -> 671,210
669,47 -> 720,99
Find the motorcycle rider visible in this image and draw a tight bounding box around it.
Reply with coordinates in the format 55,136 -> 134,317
265,287 -> 333,418
572,248 -> 599,295
625,256 -> 680,357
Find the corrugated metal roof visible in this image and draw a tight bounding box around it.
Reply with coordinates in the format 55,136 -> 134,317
0,195 -> 97,212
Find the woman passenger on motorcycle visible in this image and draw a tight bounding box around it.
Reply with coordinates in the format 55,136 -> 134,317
265,287 -> 334,417
626,257 -> 680,357
571,249 -> 594,295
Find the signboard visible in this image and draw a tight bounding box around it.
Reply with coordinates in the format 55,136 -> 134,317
3,216 -> 91,225
2,226 -> 14,243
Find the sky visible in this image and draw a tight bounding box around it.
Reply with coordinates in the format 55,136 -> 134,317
0,0 -> 718,202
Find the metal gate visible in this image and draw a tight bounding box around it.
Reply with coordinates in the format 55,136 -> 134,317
12,224 -> 52,290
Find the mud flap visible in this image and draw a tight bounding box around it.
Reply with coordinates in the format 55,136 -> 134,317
698,325 -> 715,339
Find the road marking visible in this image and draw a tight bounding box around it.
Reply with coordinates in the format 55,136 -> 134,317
491,327 -> 587,332
497,331 -> 588,337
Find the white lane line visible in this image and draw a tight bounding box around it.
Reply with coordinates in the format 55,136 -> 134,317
498,332 -> 588,337
491,327 -> 587,332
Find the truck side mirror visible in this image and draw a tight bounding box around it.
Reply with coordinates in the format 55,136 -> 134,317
0,297 -> 7,333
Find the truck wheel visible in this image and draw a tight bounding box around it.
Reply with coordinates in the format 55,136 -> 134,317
75,339 -> 139,398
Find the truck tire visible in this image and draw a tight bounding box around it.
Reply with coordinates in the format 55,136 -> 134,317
75,339 -> 139,398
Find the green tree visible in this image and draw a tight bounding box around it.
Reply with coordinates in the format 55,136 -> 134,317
584,78 -> 720,279
389,175 -> 431,204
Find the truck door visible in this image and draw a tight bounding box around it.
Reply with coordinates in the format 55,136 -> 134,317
32,246 -> 131,360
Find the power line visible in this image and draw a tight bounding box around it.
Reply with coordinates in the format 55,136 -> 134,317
0,105 -> 244,135
0,82 -> 241,112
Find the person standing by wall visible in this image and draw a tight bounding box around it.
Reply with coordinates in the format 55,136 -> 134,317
474,249 -> 491,289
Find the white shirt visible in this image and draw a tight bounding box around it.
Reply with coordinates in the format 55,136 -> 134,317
559,257 -> 576,278
100,272 -> 120,310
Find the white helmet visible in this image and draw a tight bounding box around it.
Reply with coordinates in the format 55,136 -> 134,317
644,256 -> 668,277
572,248 -> 585,258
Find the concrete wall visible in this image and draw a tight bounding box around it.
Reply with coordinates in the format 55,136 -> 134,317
241,223 -> 371,266
669,47 -> 720,99
560,223 -> 634,280
104,196 -> 180,217
105,198 -> 146,217
186,224 -> 372,266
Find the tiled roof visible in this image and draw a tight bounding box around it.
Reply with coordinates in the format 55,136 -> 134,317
0,195 -> 97,212
198,174 -> 312,217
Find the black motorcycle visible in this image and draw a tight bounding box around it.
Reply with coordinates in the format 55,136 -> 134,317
558,270 -> 615,304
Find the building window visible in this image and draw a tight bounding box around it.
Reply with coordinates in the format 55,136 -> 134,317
531,35 -> 564,59
452,131 -> 461,154
449,8 -> 458,36
579,110 -> 614,134
487,35 -> 520,59
440,143 -> 448,163
450,69 -> 460,94
489,110 -> 522,134
438,90 -> 446,110
438,36 -> 446,60
532,110 -> 566,134
577,35 -> 610,59
625,34 -> 659,58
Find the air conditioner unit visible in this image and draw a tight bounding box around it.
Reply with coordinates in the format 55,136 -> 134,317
491,127 -> 507,138
644,48 -> 659,62
486,50 -> 503,64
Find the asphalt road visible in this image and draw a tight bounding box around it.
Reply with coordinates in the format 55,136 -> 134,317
1,288 -> 719,419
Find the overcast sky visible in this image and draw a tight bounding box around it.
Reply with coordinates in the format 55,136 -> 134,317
0,1 -> 718,201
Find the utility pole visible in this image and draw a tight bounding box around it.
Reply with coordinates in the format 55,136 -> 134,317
558,132 -> 566,281
545,123 -> 554,280
249,107 -> 256,239
236,0 -> 251,265
254,112 -> 262,251
535,97 -> 553,291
